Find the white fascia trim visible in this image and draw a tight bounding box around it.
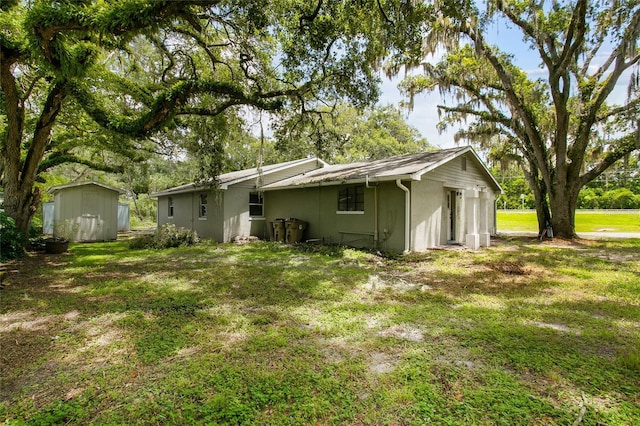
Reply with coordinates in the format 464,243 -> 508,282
261,174 -> 413,191
410,147 -> 503,193
224,158 -> 328,189
409,146 -> 472,181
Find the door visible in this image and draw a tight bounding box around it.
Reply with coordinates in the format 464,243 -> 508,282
80,190 -> 100,241
447,190 -> 456,242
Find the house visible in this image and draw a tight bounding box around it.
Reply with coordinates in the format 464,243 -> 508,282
153,147 -> 502,252
262,146 -> 502,251
47,181 -> 126,242
151,157 -> 327,242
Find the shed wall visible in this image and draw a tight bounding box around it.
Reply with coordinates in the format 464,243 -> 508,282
53,185 -> 118,241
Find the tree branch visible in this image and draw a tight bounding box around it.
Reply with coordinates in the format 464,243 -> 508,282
299,0 -> 323,29
579,134 -> 640,187
38,153 -> 124,174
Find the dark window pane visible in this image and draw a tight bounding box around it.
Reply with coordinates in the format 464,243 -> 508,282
249,204 -> 263,216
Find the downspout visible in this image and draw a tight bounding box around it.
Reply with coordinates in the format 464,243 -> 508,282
396,179 -> 410,253
365,175 -> 378,248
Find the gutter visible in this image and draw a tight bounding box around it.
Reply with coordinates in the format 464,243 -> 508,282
396,179 -> 411,253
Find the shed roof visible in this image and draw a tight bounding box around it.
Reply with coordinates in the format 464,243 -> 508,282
47,181 -> 125,195
151,157 -> 327,197
262,146 -> 502,191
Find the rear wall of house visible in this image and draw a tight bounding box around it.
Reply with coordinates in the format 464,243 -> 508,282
264,181 -> 406,253
157,191 -> 224,241
223,185 -> 269,241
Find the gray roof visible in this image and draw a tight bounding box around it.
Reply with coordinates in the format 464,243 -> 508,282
262,146 -> 501,191
151,157 -> 326,197
47,181 -> 125,195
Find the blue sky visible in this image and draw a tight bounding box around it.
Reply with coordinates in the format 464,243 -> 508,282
376,20 -> 633,149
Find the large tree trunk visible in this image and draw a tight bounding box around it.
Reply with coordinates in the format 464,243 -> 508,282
0,65 -> 67,238
521,159 -> 552,235
548,184 -> 580,239
2,186 -> 41,237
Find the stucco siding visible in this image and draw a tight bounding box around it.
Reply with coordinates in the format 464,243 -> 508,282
264,181 -> 407,253
223,187 -> 269,242
410,180 -> 444,250
157,192 -> 224,241
376,182 -> 406,253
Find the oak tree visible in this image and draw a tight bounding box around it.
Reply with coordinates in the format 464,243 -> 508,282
1,0 -> 429,235
400,0 -> 639,237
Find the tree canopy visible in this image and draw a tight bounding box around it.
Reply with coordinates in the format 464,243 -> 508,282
399,0 -> 640,237
273,103 -> 432,163
1,0 -> 430,234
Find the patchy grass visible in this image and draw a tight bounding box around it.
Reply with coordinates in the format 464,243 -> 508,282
1,238 -> 639,425
498,209 -> 640,233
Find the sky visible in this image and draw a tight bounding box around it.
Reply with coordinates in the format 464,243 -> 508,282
374,23 -> 534,149
375,20 -> 633,150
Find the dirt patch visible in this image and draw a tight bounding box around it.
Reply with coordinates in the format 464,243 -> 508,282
377,324 -> 424,342
369,352 -> 398,374
487,260 -> 528,275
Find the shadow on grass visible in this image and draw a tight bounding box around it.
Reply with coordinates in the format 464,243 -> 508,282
1,239 -> 638,425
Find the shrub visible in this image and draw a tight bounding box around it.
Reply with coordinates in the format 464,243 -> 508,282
577,187 -> 601,209
129,224 -> 199,249
0,212 -> 26,261
601,188 -> 639,209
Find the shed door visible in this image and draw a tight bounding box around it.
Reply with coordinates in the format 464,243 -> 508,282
80,190 -> 100,240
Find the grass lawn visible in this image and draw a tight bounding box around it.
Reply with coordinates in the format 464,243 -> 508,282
1,239 -> 639,425
498,209 -> 640,233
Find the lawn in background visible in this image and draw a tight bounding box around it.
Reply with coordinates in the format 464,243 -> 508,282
1,239 -> 639,425
498,209 -> 640,233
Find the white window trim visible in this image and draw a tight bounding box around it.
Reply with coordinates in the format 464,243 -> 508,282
168,197 -> 174,218
199,193 -> 208,219
336,210 -> 365,215
249,191 -> 264,218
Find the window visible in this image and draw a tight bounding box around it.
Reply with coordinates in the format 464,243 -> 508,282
461,156 -> 467,171
168,197 -> 174,218
249,192 -> 263,217
338,185 -> 364,212
199,193 -> 208,218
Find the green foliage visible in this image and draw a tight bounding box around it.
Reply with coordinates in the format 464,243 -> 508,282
129,224 -> 199,249
2,0 -> 431,237
578,188 -> 640,209
274,103 -> 432,162
0,211 -> 26,261
495,176 -> 535,209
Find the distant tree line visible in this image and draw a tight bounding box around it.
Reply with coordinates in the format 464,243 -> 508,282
497,171 -> 640,210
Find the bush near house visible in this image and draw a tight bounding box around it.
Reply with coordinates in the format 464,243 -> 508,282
129,224 -> 199,249
0,212 -> 26,261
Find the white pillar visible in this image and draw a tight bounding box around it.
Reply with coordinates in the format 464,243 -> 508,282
479,190 -> 491,247
465,189 -> 480,250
